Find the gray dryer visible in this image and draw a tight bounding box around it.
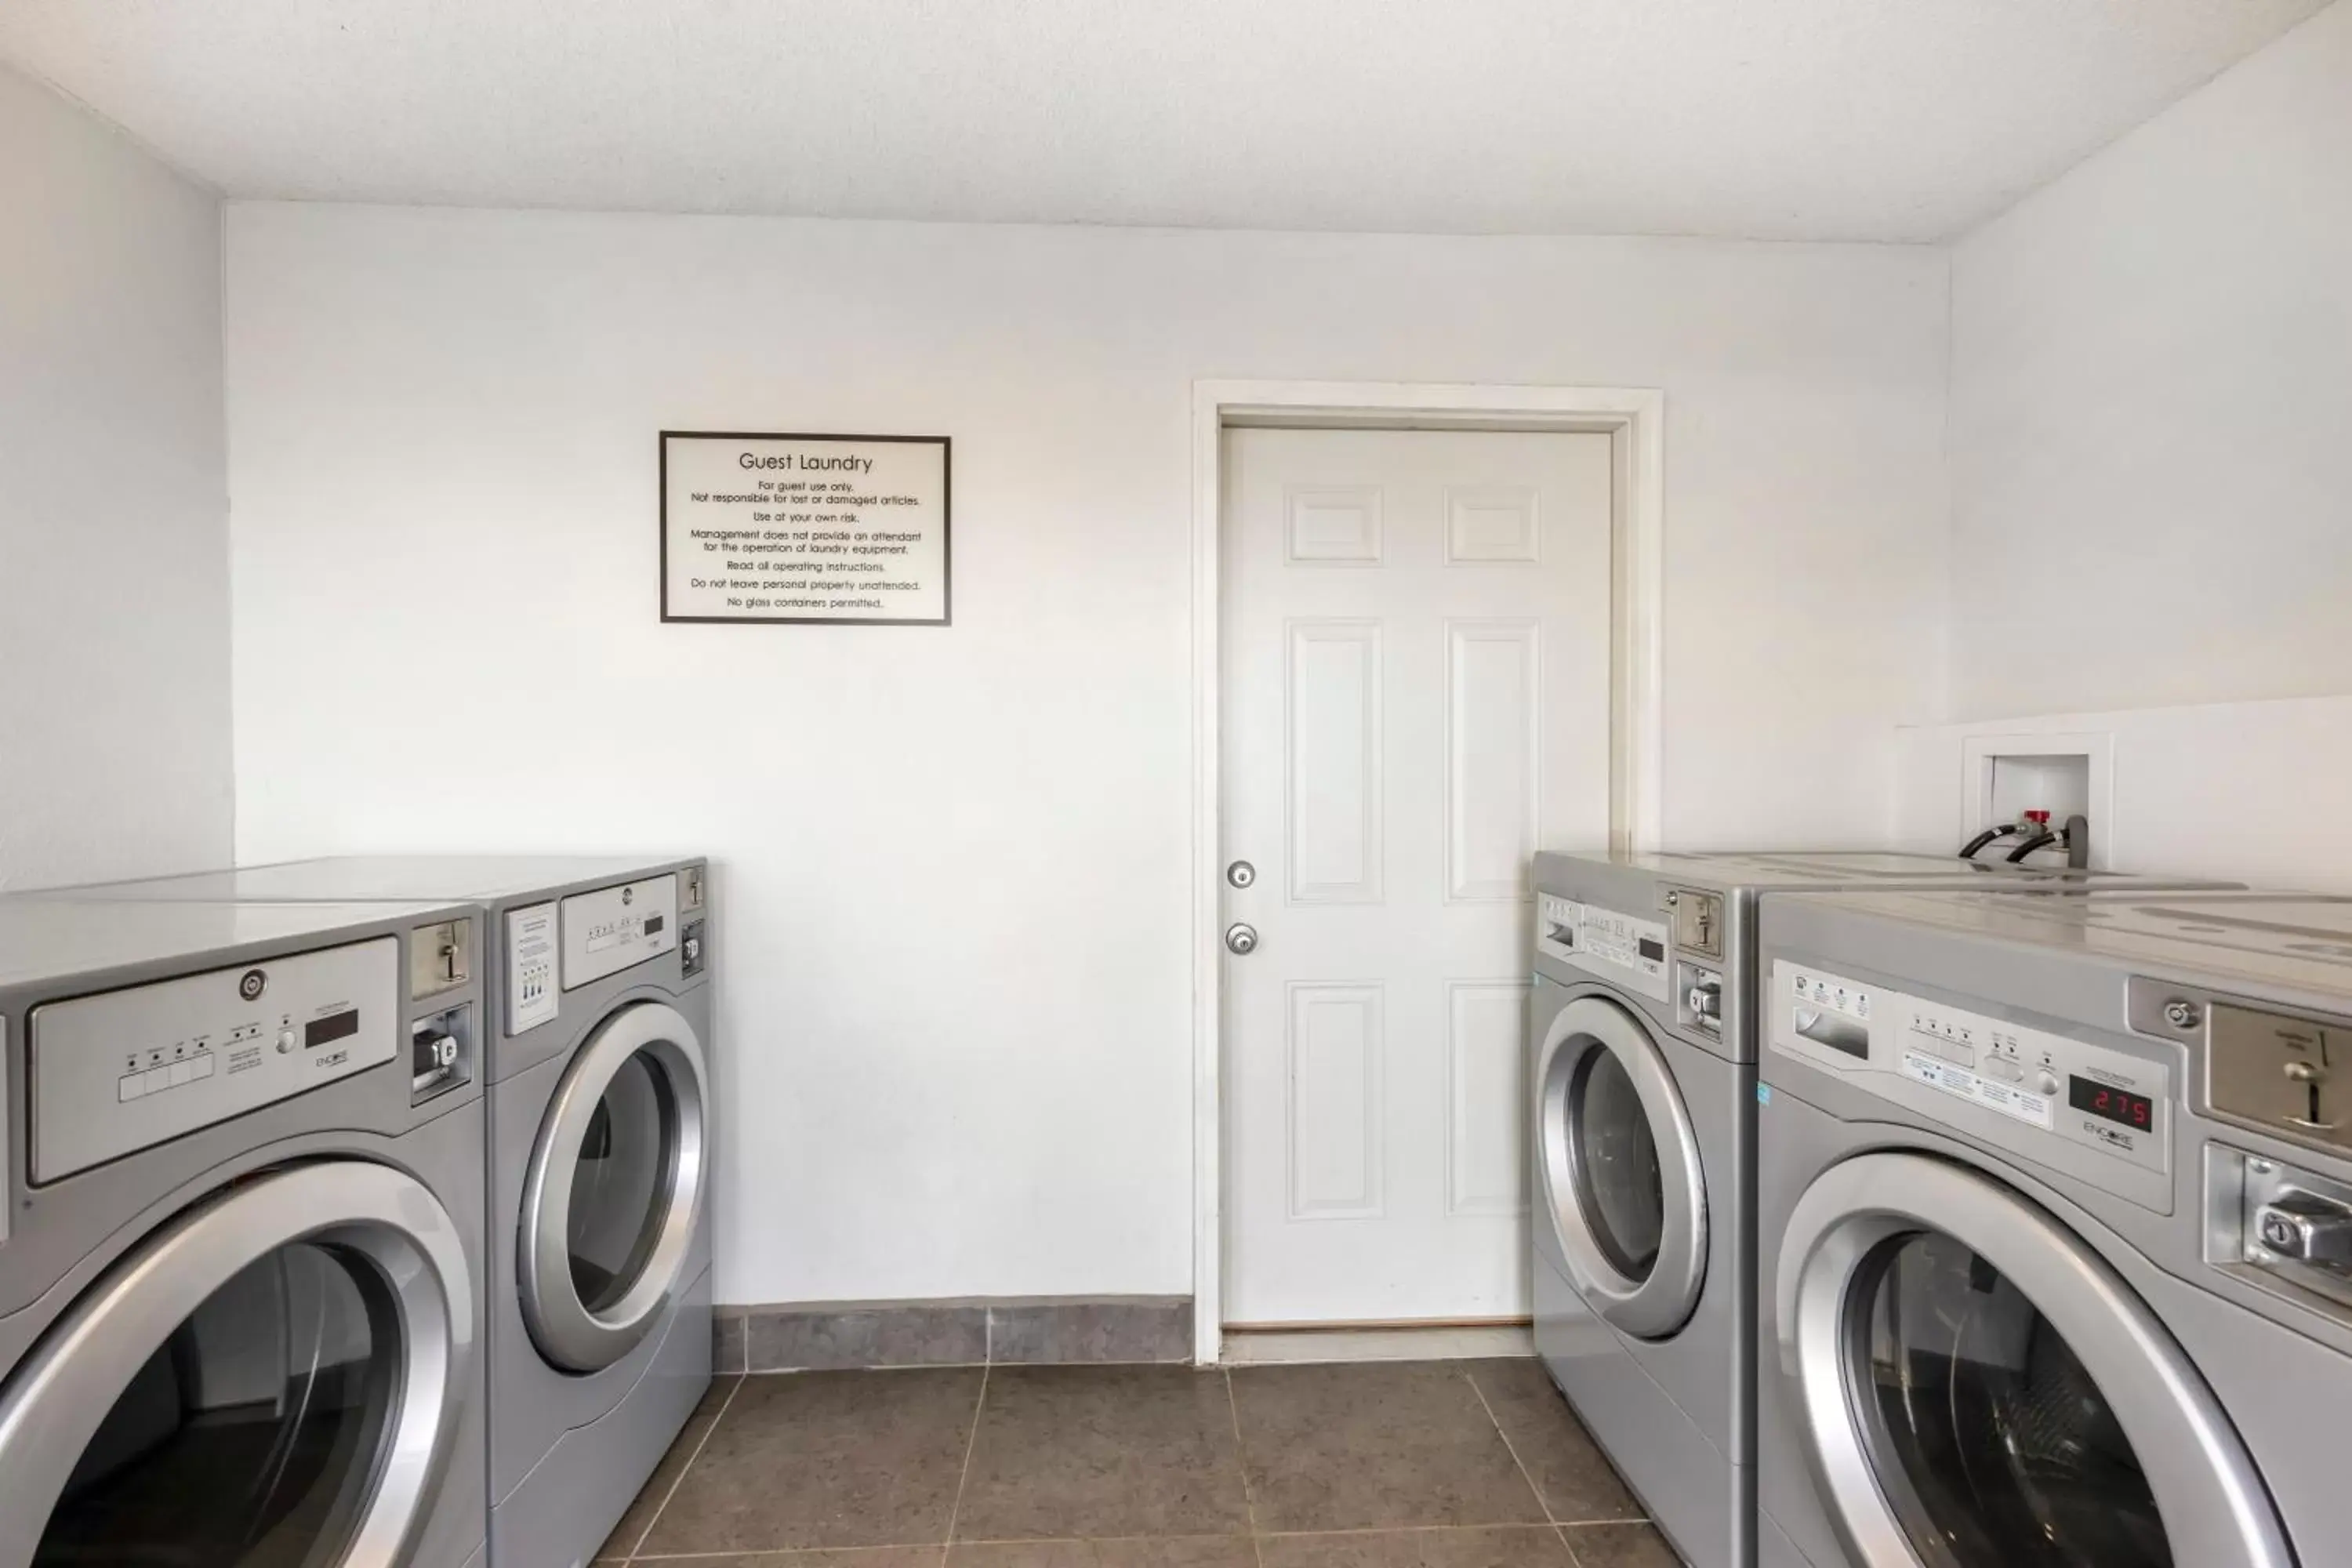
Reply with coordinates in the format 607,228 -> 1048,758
24,856 -> 714,1568
1527,851 -> 2238,1568
0,896 -> 488,1567
1753,887 -> 2352,1568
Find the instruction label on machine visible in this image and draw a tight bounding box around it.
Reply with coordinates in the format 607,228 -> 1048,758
1898,1050 -> 2055,1129
1537,894 -> 1671,1002
662,432 -> 950,625
506,903 -> 559,1036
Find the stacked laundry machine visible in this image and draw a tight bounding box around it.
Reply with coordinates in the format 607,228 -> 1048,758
1526,851 -> 2238,1568
2,855 -> 713,1568
1752,887 -> 2352,1568
0,896 -> 491,1566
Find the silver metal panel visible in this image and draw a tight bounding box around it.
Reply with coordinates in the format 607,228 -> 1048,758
561,875 -> 680,989
25,854 -> 697,906
492,1263 -> 713,1568
1534,1253 -> 1736,1568
1528,974 -> 1751,1516
29,937 -> 398,1182
488,971 -> 715,1507
1766,887 -> 2348,1006
0,898 -> 466,990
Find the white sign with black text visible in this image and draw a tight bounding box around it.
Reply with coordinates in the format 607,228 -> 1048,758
661,431 -> 951,625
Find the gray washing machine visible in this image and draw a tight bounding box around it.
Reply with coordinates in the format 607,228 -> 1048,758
1528,852 -> 2239,1568
1754,887 -> 2352,1568
0,897 -> 488,1567
25,857 -> 714,1568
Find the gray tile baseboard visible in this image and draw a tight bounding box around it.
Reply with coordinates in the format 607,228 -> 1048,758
713,1295 -> 1193,1372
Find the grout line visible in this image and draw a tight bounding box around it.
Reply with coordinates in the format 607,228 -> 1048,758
1556,1521 -> 1586,1567
1221,1367 -> 1266,1568
1253,1523 -> 1569,1540
938,1362 -> 993,1566
619,1373 -> 746,1563
1463,1366 -> 1556,1526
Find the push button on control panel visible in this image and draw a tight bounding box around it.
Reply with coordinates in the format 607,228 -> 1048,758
118,1048 -> 216,1102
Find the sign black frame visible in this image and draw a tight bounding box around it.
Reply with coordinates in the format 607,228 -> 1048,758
659,430 -> 953,626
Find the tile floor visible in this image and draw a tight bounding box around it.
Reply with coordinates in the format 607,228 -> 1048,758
597,1358 -> 1679,1566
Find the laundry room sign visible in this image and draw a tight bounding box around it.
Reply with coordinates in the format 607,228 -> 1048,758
660,431 -> 951,625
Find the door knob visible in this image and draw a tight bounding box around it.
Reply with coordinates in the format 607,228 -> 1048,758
1225,924 -> 1259,956
1226,860 -> 1257,889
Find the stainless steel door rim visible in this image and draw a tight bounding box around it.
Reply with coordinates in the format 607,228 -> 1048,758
1776,1150 -> 2292,1568
0,1162 -> 471,1568
518,999 -> 708,1374
1534,993 -> 1708,1339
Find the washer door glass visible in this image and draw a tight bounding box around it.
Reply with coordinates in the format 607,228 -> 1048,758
1534,992 -> 1707,1340
1572,1048 -> 1665,1279
521,1000 -> 708,1373
1855,1229 -> 2169,1567
567,1051 -> 676,1313
0,1163 -> 470,1568
1777,1152 -> 2293,1568
40,1243 -> 397,1566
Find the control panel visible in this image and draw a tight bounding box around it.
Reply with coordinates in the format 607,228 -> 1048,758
506,902 -> 559,1035
1537,893 -> 1671,1004
1770,959 -> 2172,1207
561,874 -> 679,990
29,938 -> 399,1184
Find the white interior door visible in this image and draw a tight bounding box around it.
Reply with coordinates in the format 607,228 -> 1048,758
1221,426 -> 1614,1327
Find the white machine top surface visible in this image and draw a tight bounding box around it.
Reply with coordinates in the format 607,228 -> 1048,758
0,898 -> 465,989
1786,888 -> 2352,1000
1542,847 -> 2227,894
39,854 -> 690,905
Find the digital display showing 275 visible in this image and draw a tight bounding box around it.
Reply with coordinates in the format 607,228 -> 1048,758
2070,1076 -> 2154,1131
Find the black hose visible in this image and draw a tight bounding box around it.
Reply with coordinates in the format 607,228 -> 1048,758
2005,831 -> 2060,863
1960,826 -> 2016,860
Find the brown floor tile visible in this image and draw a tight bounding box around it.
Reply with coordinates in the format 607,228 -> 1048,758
952,1367 -> 1253,1541
1559,1524 -> 1682,1568
596,1374 -> 742,1558
1461,1361 -> 1641,1524
637,1367 -> 983,1554
1258,1526 -> 1576,1566
949,1537 -> 1258,1566
1229,1363 -> 1547,1532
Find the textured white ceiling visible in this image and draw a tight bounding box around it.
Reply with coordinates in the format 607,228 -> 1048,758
0,0 -> 2331,241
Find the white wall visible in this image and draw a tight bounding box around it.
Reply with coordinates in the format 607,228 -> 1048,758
1947,0 -> 2352,721
1893,698 -> 2352,892
225,206 -> 1950,1303
0,64 -> 230,891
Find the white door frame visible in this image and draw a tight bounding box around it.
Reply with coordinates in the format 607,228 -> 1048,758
1190,379 -> 1665,1363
